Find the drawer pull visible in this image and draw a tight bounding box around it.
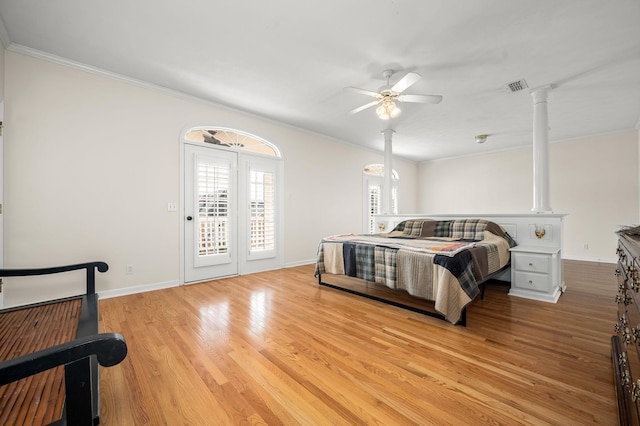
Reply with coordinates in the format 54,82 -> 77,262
616,316 -> 629,334
623,369 -> 631,387
618,290 -> 634,305
619,351 -> 628,367
633,380 -> 640,401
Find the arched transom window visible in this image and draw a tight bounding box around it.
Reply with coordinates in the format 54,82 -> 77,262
185,127 -> 281,157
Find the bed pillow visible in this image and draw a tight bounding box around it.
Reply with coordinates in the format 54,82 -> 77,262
420,220 -> 437,237
433,220 -> 453,237
392,219 -> 432,237
402,220 -> 426,236
450,219 -> 488,240
485,221 -> 518,247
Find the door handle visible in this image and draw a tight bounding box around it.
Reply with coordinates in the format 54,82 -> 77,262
186,216 -> 193,221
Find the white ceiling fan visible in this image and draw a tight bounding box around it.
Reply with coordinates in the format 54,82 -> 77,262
347,69 -> 443,120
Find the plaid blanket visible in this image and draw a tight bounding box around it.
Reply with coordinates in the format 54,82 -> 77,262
374,246 -> 397,288
315,243 -> 398,288
433,250 -> 480,300
355,244 -> 375,281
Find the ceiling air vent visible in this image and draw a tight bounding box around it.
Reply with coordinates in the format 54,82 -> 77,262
505,79 -> 528,93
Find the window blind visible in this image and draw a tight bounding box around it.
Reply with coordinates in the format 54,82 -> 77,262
197,160 -> 231,256
368,184 -> 381,233
249,169 -> 275,252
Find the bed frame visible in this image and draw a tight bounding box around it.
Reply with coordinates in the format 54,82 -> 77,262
318,213 -> 565,325
317,262 -> 510,326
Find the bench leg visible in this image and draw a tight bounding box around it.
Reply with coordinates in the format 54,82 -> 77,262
64,356 -> 94,425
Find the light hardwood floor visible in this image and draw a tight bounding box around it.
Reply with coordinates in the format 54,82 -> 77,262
99,260 -> 618,425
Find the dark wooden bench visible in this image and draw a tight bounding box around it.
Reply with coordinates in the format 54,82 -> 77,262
0,262 -> 127,425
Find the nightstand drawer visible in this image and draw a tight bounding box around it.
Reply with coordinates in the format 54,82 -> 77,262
513,271 -> 552,292
514,253 -> 550,273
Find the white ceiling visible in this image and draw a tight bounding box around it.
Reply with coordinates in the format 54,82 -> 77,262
0,0 -> 638,162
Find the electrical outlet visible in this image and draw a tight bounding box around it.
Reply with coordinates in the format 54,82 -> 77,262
583,244 -> 589,250
126,264 -> 134,274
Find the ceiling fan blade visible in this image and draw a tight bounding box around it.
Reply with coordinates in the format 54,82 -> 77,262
391,72 -> 421,93
345,86 -> 381,98
349,100 -> 380,115
397,94 -> 443,104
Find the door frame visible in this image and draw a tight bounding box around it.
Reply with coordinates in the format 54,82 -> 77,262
179,133 -> 284,285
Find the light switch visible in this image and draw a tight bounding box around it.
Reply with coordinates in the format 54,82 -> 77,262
167,202 -> 177,212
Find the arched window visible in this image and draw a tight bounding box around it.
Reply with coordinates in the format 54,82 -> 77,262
363,164 -> 398,233
185,127 -> 281,157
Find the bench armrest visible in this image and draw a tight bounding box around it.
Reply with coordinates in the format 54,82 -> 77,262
0,332 -> 127,385
0,261 -> 109,295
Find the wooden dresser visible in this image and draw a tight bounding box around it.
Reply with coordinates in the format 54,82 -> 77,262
613,232 -> 640,425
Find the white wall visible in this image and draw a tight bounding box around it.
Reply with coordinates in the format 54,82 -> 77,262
418,131 -> 639,262
3,51 -> 417,305
418,148 -> 533,214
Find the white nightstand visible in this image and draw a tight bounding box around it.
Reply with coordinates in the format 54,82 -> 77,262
509,246 -> 563,303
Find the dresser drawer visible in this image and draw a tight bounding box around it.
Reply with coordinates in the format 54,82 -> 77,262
514,253 -> 550,274
618,308 -> 640,422
512,271 -> 552,292
627,304 -> 640,362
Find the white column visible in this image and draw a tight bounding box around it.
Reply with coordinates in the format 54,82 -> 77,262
381,129 -> 394,214
531,85 -> 553,213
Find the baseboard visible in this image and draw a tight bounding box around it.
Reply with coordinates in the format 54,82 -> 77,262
562,255 -> 617,264
98,279 -> 180,300
285,259 -> 316,268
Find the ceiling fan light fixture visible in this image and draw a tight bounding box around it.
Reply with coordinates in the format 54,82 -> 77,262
347,69 -> 441,118
390,102 -> 401,118
376,99 -> 400,120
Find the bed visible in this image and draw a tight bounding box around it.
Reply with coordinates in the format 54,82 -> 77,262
314,218 -> 517,325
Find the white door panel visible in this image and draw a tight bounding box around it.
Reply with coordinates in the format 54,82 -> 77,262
184,145 -> 237,282
240,154 -> 278,262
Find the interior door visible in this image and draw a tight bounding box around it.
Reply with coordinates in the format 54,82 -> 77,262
184,144 -> 238,282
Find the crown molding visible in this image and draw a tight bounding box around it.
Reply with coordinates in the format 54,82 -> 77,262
7,43 -> 395,162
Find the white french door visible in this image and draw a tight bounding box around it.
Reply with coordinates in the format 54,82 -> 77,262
185,145 -> 238,282
184,143 -> 283,283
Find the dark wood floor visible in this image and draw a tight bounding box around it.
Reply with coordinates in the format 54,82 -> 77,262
99,260 -> 619,425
